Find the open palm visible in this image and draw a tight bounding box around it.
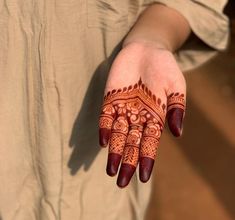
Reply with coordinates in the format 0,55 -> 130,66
99,42 -> 186,188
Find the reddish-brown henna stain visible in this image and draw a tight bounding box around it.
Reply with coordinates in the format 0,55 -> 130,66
99,78 -> 185,187
167,93 -> 186,137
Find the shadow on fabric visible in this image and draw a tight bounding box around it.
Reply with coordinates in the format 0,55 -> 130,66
67,41 -> 123,175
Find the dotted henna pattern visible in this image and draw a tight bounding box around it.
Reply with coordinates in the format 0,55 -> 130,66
99,78 -> 185,168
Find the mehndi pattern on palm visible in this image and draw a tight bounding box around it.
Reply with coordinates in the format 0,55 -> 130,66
99,78 -> 185,187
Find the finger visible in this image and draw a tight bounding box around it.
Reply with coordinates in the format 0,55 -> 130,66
99,103 -> 116,147
139,121 -> 162,182
106,115 -> 129,176
167,93 -> 186,137
117,125 -> 143,188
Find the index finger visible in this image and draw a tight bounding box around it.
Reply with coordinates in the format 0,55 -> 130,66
99,103 -> 116,147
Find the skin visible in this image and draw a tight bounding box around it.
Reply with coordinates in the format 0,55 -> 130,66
99,3 -> 191,188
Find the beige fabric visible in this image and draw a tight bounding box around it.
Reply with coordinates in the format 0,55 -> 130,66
139,0 -> 230,71
0,0 -> 229,220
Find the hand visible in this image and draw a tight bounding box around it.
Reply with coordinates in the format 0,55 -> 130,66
99,41 -> 186,188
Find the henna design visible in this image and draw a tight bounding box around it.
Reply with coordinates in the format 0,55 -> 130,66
109,116 -> 128,155
123,125 -> 143,166
167,92 -> 185,112
140,122 -> 161,160
102,79 -> 166,125
99,104 -> 116,146
99,104 -> 115,129
99,78 -> 166,167
99,78 -> 186,186
167,93 -> 186,137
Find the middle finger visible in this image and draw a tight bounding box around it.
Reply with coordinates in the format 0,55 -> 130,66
117,124 -> 143,188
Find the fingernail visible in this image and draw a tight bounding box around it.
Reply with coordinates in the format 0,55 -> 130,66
106,153 -> 122,176
139,157 -> 154,183
167,108 -> 184,137
117,163 -> 135,188
99,128 -> 111,147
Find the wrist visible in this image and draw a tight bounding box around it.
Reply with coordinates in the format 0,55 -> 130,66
122,38 -> 172,52
121,4 -> 191,52
118,40 -> 177,78
121,39 -> 173,56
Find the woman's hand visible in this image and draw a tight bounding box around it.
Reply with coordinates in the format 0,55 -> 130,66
99,41 -> 186,188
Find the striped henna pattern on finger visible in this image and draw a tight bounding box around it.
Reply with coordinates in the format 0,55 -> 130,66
167,92 -> 185,112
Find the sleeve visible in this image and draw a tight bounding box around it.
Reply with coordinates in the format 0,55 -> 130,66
135,0 -> 230,71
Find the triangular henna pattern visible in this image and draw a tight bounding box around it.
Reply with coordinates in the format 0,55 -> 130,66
102,78 -> 166,124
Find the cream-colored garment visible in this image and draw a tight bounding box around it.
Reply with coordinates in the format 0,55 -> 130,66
0,0 -> 229,220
